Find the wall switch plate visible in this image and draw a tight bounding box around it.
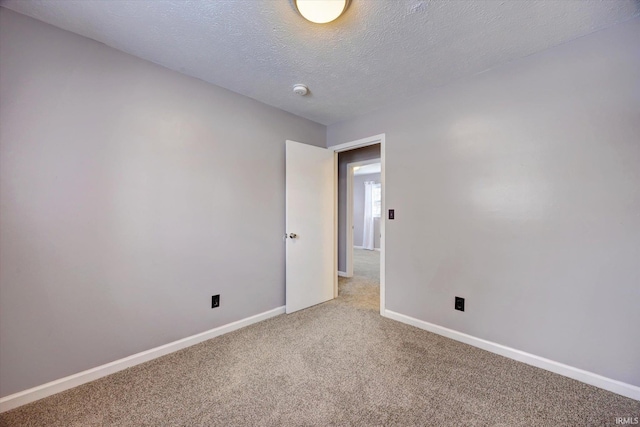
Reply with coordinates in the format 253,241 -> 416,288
212,295 -> 220,308
388,209 -> 395,220
455,297 -> 465,312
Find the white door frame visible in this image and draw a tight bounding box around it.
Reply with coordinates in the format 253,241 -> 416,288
330,134 -> 386,316
346,158 -> 381,278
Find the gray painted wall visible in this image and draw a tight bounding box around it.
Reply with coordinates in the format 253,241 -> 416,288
337,146 -> 381,273
328,18 -> 640,387
353,173 -> 381,249
0,9 -> 325,397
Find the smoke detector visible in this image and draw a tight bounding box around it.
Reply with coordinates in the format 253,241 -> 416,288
293,84 -> 309,96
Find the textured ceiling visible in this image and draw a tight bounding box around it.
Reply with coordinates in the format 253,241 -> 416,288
3,0 -> 639,125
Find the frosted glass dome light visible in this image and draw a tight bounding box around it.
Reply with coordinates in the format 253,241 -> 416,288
295,0 -> 350,24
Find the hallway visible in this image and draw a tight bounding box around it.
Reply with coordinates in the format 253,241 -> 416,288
338,248 -> 380,311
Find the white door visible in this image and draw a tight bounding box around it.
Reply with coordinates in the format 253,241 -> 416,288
285,140 -> 335,314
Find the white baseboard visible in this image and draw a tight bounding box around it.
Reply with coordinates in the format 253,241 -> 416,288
338,271 -> 349,277
383,309 -> 640,401
0,306 -> 286,413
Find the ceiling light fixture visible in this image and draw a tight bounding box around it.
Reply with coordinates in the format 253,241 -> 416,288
294,0 -> 350,24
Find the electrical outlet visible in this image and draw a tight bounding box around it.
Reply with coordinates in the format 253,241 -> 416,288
212,295 -> 220,308
455,296 -> 465,312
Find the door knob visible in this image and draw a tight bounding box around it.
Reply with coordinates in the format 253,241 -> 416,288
288,233 -> 298,239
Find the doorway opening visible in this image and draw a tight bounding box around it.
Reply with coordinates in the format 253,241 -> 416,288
330,134 -> 385,315
348,160 -> 381,276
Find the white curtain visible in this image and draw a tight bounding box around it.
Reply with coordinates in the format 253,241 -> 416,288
362,181 -> 375,250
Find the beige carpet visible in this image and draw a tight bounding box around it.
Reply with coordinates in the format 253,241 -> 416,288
1,251 -> 638,426
339,248 -> 380,311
